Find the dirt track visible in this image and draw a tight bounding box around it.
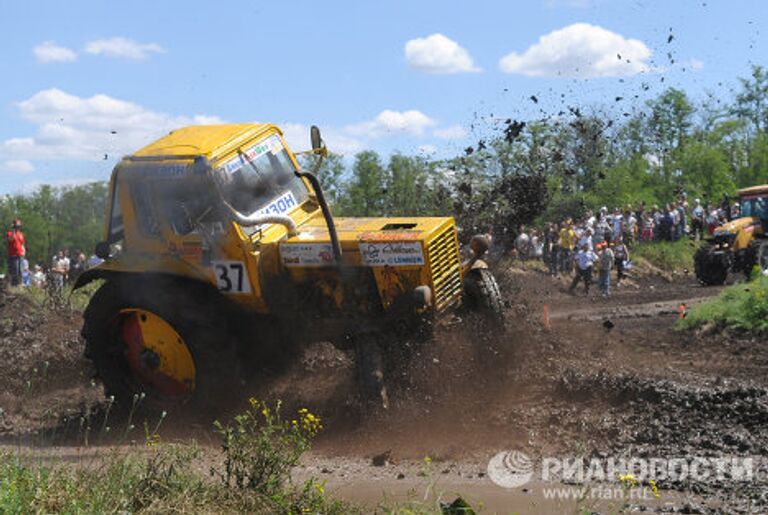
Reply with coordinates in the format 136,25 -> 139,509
1,264 -> 767,513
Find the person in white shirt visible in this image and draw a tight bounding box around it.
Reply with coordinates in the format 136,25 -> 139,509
691,199 -> 705,240
51,249 -> 70,293
612,208 -> 623,242
569,244 -> 599,294
515,226 -> 531,260
578,227 -> 594,251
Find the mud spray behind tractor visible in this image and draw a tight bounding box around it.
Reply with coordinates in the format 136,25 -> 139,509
74,123 -> 505,413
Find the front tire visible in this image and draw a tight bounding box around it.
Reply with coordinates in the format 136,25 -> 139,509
694,246 -> 728,286
82,276 -> 240,415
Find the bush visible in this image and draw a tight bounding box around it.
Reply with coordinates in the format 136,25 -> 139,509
678,275 -> 768,334
631,239 -> 697,271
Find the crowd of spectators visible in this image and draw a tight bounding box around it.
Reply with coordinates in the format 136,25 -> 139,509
510,194 -> 742,298
4,218 -> 101,292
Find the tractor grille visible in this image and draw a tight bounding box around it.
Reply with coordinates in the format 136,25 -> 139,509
427,225 -> 462,311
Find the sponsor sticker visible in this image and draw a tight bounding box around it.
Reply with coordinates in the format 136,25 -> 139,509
359,242 -> 425,266
257,190 -> 298,217
220,135 -> 281,174
358,231 -> 422,241
280,243 -> 335,267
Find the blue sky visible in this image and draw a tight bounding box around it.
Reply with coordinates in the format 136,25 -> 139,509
0,0 -> 764,194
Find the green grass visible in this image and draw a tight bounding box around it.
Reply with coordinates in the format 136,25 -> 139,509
0,401 -> 353,514
677,275 -> 768,334
631,239 -> 697,272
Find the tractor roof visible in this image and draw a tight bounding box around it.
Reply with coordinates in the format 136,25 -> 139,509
738,184 -> 768,197
132,123 -> 279,160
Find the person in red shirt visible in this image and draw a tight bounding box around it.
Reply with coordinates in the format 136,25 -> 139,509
6,219 -> 26,287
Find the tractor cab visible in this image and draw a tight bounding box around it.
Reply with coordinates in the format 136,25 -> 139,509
737,185 -> 768,233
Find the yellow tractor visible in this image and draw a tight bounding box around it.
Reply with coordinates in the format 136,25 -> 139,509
695,184 -> 768,285
75,123 -> 503,411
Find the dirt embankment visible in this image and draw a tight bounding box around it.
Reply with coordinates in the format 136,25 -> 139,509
0,262 -> 766,512
0,291 -> 101,437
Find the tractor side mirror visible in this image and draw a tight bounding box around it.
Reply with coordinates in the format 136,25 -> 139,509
310,125 -> 328,159
310,125 -> 322,152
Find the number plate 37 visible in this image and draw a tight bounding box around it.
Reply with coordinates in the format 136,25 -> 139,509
212,261 -> 251,294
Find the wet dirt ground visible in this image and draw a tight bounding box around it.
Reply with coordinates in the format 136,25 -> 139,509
0,262 -> 766,513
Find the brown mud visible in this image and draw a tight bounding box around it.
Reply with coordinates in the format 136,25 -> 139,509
0,262 -> 766,513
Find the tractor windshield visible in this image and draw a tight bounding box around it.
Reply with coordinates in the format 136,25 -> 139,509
740,196 -> 768,220
217,134 -> 309,235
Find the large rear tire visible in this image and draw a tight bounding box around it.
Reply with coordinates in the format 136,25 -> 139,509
82,276 -> 240,415
463,268 -> 505,326
694,246 -> 728,286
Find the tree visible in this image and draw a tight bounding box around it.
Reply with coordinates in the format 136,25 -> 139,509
385,154 -> 429,216
733,64 -> 768,133
342,151 -> 387,216
299,152 -> 346,213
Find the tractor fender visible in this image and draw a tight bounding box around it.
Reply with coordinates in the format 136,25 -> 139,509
74,254 -> 210,290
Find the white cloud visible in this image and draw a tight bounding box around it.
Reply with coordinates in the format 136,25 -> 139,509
279,123 -> 363,156
1,160 -> 34,174
433,124 -> 467,140
418,145 -> 437,155
0,88 -> 222,163
499,23 -> 652,78
347,110 -> 436,138
688,58 -> 704,71
405,33 -> 481,74
33,41 -> 77,63
85,37 -> 165,60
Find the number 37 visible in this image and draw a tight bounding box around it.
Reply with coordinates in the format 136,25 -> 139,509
212,261 -> 251,294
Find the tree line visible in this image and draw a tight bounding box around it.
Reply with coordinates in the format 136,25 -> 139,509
2,65 -> 766,269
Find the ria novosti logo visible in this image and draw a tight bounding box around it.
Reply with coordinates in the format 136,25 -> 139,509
487,450 -> 534,488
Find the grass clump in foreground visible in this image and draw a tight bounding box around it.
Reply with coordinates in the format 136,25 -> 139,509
0,399 -> 350,514
677,274 -> 768,334
631,239 -> 697,272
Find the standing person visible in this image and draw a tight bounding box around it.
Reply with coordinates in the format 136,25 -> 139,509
31,264 -> 45,288
69,252 -> 87,281
569,244 -> 598,295
691,199 -> 705,241
530,230 -> 543,260
612,208 -> 624,243
578,227 -> 594,251
706,204 -> 719,235
51,250 -> 70,293
623,209 -> 638,246
559,220 -> 576,274
676,202 -> 687,240
669,202 -> 680,241
641,212 -> 655,242
21,258 -> 30,287
614,240 -> 630,287
547,223 -> 560,277
598,244 -> 615,298
5,219 -> 26,287
721,195 -> 732,222
514,226 -> 531,261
